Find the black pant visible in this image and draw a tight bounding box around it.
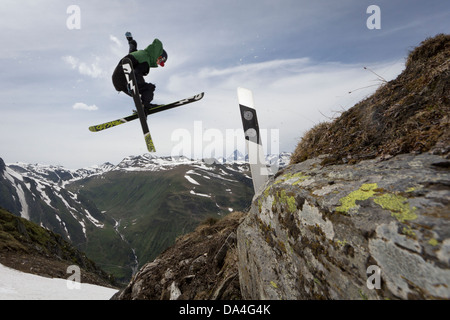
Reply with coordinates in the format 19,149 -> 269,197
112,57 -> 155,108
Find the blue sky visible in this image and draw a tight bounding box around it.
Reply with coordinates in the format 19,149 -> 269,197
0,0 -> 449,168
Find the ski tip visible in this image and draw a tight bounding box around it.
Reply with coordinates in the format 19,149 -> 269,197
145,134 -> 156,152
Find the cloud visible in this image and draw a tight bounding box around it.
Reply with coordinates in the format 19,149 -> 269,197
109,35 -> 122,48
62,55 -> 106,79
62,55 -> 79,69
159,56 -> 405,159
72,102 -> 98,111
61,34 -> 124,81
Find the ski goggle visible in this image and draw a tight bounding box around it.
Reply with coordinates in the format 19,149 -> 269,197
157,56 -> 166,67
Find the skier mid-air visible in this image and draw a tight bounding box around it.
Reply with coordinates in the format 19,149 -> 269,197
112,32 -> 168,109
90,31 -> 203,152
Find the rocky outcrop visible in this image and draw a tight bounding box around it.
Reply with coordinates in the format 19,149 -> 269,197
237,153 -> 450,299
112,211 -> 245,300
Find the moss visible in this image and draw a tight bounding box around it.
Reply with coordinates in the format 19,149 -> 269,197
336,183 -> 378,213
373,194 -> 417,223
277,240 -> 287,254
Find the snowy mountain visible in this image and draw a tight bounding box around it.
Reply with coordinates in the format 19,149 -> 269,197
226,150 -> 246,163
0,151 -> 290,282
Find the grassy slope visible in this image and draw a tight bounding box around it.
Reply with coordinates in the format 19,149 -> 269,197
0,207 -> 116,287
290,34 -> 449,165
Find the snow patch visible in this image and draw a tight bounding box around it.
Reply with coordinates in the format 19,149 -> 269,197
0,263 -> 117,300
190,190 -> 211,198
184,175 -> 200,185
3,168 -> 29,219
84,209 -> 104,228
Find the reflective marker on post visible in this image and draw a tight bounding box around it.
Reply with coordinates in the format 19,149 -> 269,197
237,87 -> 269,195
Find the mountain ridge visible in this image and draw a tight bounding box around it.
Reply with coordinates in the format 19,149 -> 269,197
0,152 -> 290,283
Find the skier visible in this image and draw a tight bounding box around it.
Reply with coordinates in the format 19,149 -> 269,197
112,32 -> 168,109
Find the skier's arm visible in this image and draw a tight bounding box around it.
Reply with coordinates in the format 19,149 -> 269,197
125,32 -> 137,53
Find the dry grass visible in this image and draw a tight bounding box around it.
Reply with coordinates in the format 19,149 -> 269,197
291,34 -> 450,166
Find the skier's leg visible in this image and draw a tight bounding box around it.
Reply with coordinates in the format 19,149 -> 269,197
112,62 -> 134,97
134,73 -> 155,108
140,83 -> 156,108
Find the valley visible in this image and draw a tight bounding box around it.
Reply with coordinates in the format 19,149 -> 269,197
0,153 -> 289,283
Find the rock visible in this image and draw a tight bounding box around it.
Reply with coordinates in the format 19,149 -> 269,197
169,281 -> 182,300
237,153 -> 450,299
112,211 -> 245,300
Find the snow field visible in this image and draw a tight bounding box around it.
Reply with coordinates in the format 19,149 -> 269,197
0,263 -> 118,300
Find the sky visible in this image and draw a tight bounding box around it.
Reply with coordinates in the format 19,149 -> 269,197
0,0 -> 449,169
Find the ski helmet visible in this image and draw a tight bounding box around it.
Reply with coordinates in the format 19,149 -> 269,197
158,50 -> 168,67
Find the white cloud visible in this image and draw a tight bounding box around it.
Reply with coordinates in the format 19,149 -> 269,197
72,102 -> 98,111
62,55 -> 79,69
62,55 -> 106,79
159,57 -> 405,159
109,35 -> 122,48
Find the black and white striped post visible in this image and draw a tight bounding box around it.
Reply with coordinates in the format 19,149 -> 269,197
237,87 -> 269,195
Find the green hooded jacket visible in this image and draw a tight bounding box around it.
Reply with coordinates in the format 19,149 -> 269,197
129,38 -> 163,68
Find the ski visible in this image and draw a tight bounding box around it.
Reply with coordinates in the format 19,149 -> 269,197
122,58 -> 155,152
89,92 -> 204,133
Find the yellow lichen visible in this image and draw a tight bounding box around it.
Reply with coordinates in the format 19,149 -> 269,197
264,185 -> 271,197
336,183 -> 378,213
402,226 -> 416,237
274,172 -> 310,186
274,190 -> 297,213
428,238 -> 439,246
373,193 -> 417,223
335,239 -> 348,247
336,183 -> 418,223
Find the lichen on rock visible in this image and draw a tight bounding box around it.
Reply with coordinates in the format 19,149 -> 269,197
237,153 -> 450,300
